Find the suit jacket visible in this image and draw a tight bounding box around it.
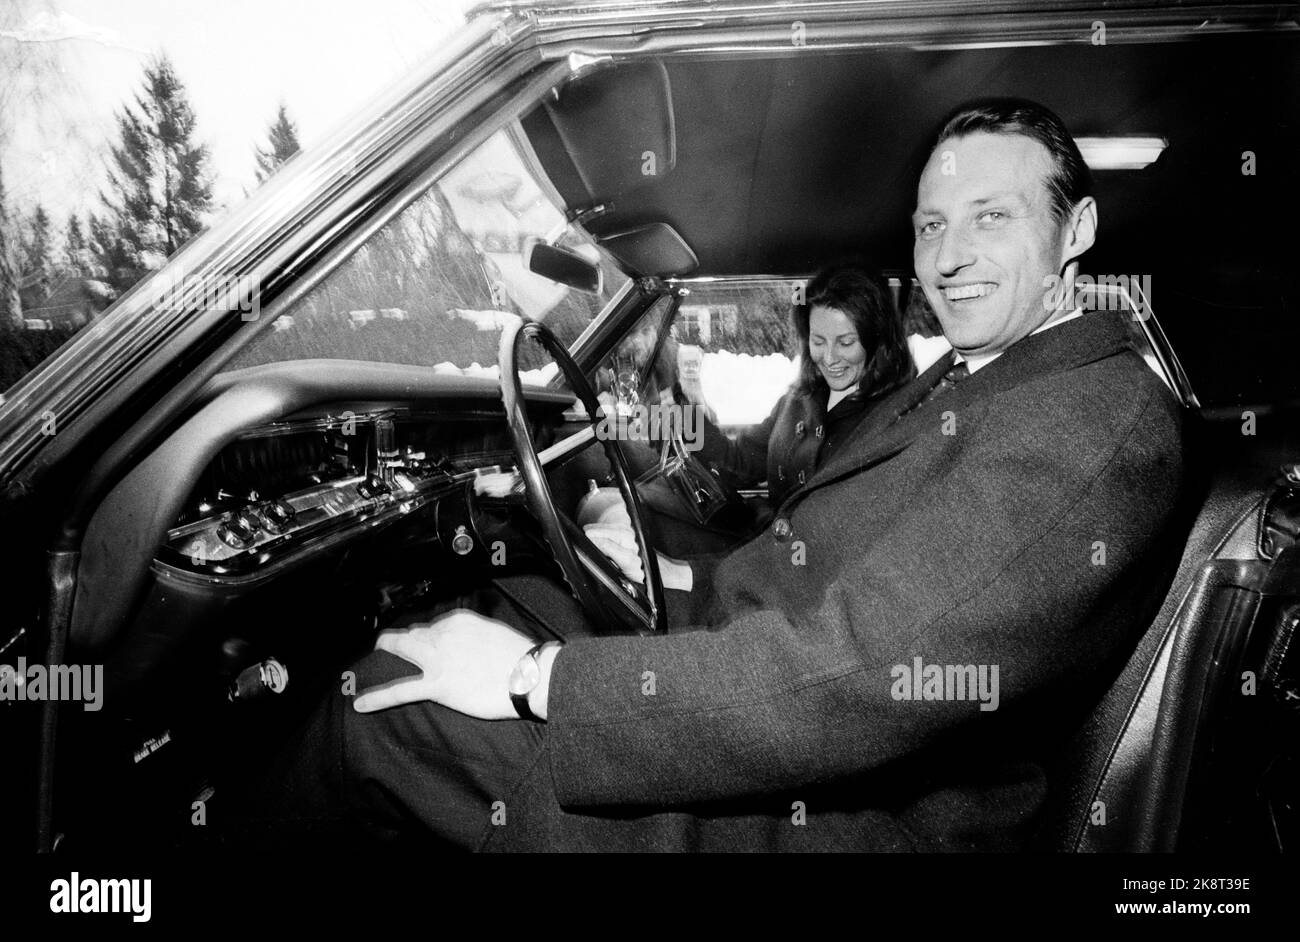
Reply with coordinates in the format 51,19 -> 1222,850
486,311 -> 1189,851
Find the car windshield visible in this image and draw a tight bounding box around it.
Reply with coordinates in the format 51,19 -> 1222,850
0,123 -> 627,399
219,127 -> 629,383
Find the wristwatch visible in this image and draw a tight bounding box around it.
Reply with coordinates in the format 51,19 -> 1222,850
508,641 -> 560,721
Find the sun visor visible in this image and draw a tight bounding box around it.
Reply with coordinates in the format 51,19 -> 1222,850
542,60 -> 676,202
598,222 -> 698,278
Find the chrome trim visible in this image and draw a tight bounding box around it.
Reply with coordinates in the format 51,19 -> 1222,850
1124,278 -> 1200,409
152,489 -> 441,588
539,424 -> 597,465
670,275 -> 806,285
476,0 -> 1298,58
575,543 -> 649,618
227,405 -> 519,440
157,467 -> 482,586
1090,282 -> 1200,409
564,276 -> 641,366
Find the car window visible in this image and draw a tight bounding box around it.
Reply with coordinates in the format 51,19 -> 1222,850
225,126 -> 629,382
670,280 -> 801,428
587,282 -> 803,435
593,295 -> 676,415
631,275 -> 951,428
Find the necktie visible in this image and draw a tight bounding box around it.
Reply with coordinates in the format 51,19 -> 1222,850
920,360 -> 970,404
893,359 -> 970,424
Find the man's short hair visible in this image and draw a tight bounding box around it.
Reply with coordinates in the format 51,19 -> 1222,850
932,98 -> 1092,223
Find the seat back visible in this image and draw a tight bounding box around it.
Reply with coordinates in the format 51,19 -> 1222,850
1041,468 -> 1267,852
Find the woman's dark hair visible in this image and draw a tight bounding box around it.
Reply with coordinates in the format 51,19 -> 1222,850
792,263 -> 914,397
901,282 -> 943,338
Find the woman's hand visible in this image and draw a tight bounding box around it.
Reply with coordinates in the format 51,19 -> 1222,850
583,520 -> 693,593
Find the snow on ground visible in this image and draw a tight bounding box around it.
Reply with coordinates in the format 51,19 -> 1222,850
699,335 -> 952,426
909,333 -> 953,374
700,350 -> 798,426
431,360 -> 559,387
431,351 -> 797,424
426,336 -> 947,427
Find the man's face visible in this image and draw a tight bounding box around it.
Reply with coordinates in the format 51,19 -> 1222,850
912,131 -> 1069,357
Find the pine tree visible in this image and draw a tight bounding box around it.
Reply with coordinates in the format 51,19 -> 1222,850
254,104 -> 301,184
22,205 -> 52,301
89,213 -> 132,290
64,214 -> 89,274
0,167 -> 20,326
93,55 -> 213,297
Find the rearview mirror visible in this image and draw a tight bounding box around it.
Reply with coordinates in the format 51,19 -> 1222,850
525,241 -> 602,294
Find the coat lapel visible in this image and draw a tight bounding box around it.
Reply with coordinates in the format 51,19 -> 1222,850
860,349 -> 957,438
789,312 -> 1139,503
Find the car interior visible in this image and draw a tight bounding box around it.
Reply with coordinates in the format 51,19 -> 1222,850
10,23 -> 1300,854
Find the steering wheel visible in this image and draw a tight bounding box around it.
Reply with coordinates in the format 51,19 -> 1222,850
498,317 -> 667,635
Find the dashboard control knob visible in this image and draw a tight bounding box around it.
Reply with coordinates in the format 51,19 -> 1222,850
451,525 -> 474,556
258,499 -> 295,533
218,513 -> 258,548
375,417 -> 398,461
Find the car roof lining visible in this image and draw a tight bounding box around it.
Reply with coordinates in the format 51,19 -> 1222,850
522,39 -> 1299,274
520,36 -> 1299,404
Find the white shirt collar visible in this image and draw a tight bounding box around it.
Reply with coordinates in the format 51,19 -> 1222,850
952,307 -> 1084,374
826,383 -> 858,411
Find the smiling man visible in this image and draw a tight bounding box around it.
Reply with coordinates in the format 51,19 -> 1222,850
244,99 -> 1190,852
913,100 -> 1098,364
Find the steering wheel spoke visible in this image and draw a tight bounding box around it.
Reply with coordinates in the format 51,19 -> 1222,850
498,318 -> 666,635
560,513 -> 658,630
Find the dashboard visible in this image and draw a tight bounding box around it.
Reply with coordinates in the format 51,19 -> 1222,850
53,376 -> 591,848
71,361 -> 582,661
157,404 -> 538,582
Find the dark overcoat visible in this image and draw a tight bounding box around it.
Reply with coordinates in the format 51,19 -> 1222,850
696,382 -> 878,508
491,311 -> 1188,850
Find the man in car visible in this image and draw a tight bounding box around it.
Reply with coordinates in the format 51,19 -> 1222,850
247,98 -> 1189,851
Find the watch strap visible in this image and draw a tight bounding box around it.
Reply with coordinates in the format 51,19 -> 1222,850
510,641 -> 553,722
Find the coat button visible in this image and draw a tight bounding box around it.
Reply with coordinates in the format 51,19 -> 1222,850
795,421 -> 805,436
778,466 -> 785,481
815,425 -> 824,438
772,517 -> 793,541
797,469 -> 806,485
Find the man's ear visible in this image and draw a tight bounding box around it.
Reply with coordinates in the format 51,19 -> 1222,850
1061,195 -> 1098,265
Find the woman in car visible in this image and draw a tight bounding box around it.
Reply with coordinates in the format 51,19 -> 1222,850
690,262 -> 914,512
583,262 -> 914,557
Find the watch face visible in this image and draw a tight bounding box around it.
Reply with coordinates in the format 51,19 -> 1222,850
508,652 -> 541,697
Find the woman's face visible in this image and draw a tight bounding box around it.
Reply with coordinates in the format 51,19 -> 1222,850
808,305 -> 868,392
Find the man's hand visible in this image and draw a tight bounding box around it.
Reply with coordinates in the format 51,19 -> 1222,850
584,520 -> 694,593
353,610 -> 536,720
